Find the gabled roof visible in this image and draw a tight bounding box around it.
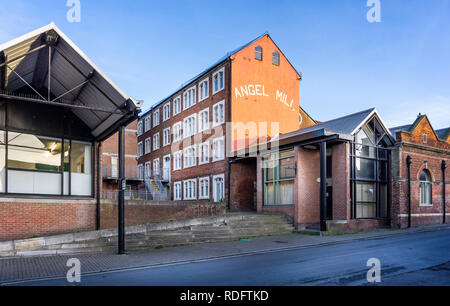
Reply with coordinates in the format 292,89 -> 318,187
390,114 -> 446,143
436,128 -> 450,141
0,23 -> 139,140
140,32 -> 300,118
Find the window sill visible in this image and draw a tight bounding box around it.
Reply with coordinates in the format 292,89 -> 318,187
263,204 -> 295,207
419,204 -> 433,207
212,88 -> 224,95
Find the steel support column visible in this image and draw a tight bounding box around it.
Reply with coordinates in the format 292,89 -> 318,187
442,160 -> 447,224
320,141 -> 327,232
118,126 -> 126,255
96,142 -> 102,230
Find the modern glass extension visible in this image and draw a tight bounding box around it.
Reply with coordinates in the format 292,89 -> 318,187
0,130 -> 92,196
350,117 -> 390,219
263,149 -> 295,205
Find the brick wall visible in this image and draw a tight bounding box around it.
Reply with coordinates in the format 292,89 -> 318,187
332,143 -> 350,221
296,148 -> 320,227
101,120 -> 140,192
391,116 -> 449,228
392,146 -> 449,228
0,199 -> 226,242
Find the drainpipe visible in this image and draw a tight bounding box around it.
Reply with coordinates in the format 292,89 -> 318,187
442,160 -> 447,224
227,160 -> 232,211
406,156 -> 412,228
96,141 -> 102,230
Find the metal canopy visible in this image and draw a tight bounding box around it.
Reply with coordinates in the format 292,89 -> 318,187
0,23 -> 140,140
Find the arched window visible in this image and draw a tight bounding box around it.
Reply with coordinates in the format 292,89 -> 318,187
272,51 -> 280,66
255,46 -> 262,60
419,170 -> 432,205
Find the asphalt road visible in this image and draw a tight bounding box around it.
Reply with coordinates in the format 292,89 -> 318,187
14,228 -> 450,286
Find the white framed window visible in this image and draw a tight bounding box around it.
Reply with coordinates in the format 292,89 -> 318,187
199,78 -> 209,102
173,95 -> 182,116
144,138 -> 151,154
183,114 -> 197,139
199,141 -> 210,165
420,170 -> 432,205
174,181 -> 182,201
137,141 -> 143,157
198,107 -> 210,133
173,151 -> 182,171
153,109 -> 160,127
137,120 -> 143,136
137,164 -> 144,179
144,162 -> 151,179
213,174 -> 225,203
153,158 -> 160,176
199,177 -> 210,200
163,103 -> 171,121
173,122 -> 182,143
183,179 -> 197,200
144,116 -> 151,132
213,67 -> 225,94
153,133 -> 160,151
213,137 -> 225,162
212,100 -> 225,127
183,85 -> 197,110
163,127 -> 171,147
183,145 -> 197,168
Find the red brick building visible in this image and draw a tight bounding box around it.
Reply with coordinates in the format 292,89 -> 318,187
137,34 -> 313,208
255,108 -> 396,232
101,119 -> 143,199
390,115 -> 449,228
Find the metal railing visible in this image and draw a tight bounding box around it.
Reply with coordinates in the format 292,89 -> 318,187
102,164 -> 141,180
101,189 -> 170,201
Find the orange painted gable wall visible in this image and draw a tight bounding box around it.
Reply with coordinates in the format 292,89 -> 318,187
231,35 -> 301,151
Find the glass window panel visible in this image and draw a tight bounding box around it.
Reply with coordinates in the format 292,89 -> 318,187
8,132 -> 62,172
71,142 -> 91,174
279,156 -> 295,179
355,158 -> 376,180
378,160 -> 388,182
356,183 -> 376,202
355,144 -> 376,158
278,181 -> 294,204
356,203 -> 376,218
379,184 -> 388,218
265,182 -> 275,205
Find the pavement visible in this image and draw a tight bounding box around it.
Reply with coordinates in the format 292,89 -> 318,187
0,224 -> 449,286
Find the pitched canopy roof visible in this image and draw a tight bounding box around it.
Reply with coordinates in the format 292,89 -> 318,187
279,108 -> 393,142
0,23 -> 140,140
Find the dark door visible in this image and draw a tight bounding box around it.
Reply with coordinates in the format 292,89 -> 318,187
327,186 -> 333,220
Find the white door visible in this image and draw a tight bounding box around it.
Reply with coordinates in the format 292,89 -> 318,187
213,175 -> 224,203
163,156 -> 171,181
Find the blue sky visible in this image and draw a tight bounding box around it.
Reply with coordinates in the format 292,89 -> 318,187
1,0 -> 449,129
